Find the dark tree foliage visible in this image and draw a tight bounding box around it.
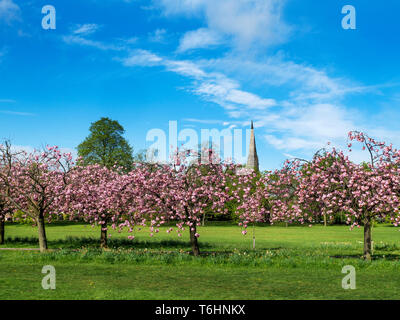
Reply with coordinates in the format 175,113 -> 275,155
77,117 -> 133,171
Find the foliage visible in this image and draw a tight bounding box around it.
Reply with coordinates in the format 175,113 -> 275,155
77,117 -> 133,171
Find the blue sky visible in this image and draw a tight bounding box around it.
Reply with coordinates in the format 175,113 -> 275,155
0,0 -> 400,170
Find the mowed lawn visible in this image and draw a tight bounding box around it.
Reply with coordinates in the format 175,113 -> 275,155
1,222 -> 400,300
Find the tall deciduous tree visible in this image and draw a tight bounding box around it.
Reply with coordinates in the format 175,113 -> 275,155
77,117 -> 133,171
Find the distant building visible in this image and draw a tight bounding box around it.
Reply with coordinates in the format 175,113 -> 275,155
246,121 -> 259,171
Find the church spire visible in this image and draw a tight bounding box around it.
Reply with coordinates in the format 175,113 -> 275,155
246,120 -> 259,171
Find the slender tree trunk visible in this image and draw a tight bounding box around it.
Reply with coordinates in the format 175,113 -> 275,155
100,221 -> 108,249
363,216 -> 372,261
0,218 -> 4,245
323,214 -> 327,227
202,213 -> 205,227
252,223 -> 256,250
37,211 -> 48,252
189,223 -> 200,256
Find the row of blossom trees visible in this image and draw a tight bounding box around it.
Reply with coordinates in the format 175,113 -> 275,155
236,132 -> 400,260
0,145 -> 241,255
1,132 -> 400,260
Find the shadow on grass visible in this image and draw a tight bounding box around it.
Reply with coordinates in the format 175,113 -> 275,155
199,247 -> 283,256
330,254 -> 400,261
4,236 -> 213,250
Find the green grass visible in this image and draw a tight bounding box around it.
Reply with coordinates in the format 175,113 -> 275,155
1,222 -> 400,299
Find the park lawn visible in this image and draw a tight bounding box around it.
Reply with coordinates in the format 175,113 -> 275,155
1,222 -> 400,300
2,221 -> 400,251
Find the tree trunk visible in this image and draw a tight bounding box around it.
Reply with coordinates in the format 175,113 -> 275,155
323,214 -> 327,227
0,218 -> 4,245
37,211 -> 48,252
202,213 -> 205,227
363,216 -> 372,261
252,223 -> 256,250
100,222 -> 108,249
189,223 -> 200,256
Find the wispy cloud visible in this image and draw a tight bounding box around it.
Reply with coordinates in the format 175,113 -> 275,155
184,118 -> 225,125
0,0 -> 20,24
155,0 -> 291,51
120,49 -> 163,66
72,23 -> 101,36
120,49 -> 277,111
62,35 -> 125,51
0,99 -> 15,103
63,23 -> 130,51
58,1 -> 399,164
178,28 -> 222,52
184,118 -> 242,129
149,28 -> 167,43
0,110 -> 35,116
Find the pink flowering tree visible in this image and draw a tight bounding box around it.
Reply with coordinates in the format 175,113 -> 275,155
232,163 -> 306,248
264,161 -> 305,226
128,149 -> 235,256
348,131 -> 400,167
297,145 -> 400,260
0,146 -> 74,252
0,141 -> 25,244
61,164 -> 132,248
229,168 -> 268,248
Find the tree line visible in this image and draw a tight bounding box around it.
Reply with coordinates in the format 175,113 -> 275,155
1,117 -> 400,260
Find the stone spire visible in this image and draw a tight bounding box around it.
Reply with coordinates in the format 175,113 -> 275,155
246,120 -> 259,171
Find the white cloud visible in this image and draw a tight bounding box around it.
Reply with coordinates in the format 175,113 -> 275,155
156,0 -> 290,50
58,2 -> 399,164
72,23 -> 101,36
184,118 -> 223,124
198,54 -> 370,104
149,28 -> 167,42
123,37 -> 139,44
165,60 -> 206,78
273,104 -> 354,140
0,110 -> 34,116
75,35 -> 393,164
265,135 -> 324,151
155,0 -> 204,15
261,103 -> 355,151
62,35 -> 124,51
0,0 -> 20,24
178,28 -> 221,52
120,49 -> 277,112
194,79 -> 276,110
121,49 -> 163,66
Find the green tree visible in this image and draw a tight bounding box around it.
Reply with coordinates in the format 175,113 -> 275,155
77,117 -> 133,171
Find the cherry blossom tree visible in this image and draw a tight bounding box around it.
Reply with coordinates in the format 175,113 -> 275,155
232,163 -> 305,248
348,131 -> 400,167
229,168 -> 267,248
0,146 -> 73,252
0,141 -> 24,244
234,131 -> 400,260
126,149 -> 236,256
296,146 -> 400,260
61,164 -> 131,248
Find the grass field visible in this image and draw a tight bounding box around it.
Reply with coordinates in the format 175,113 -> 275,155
1,222 -> 400,300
